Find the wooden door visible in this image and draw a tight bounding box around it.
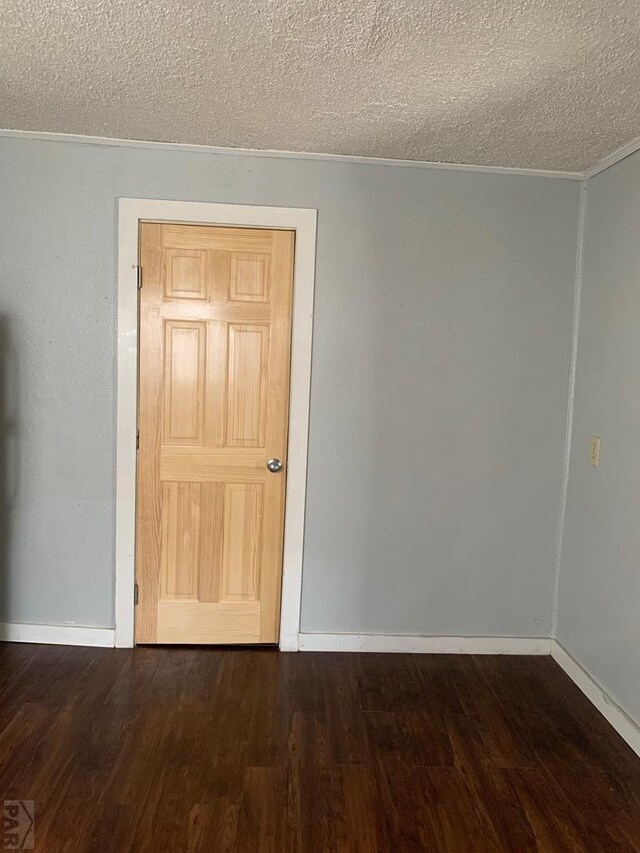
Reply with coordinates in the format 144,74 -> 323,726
135,223 -> 295,644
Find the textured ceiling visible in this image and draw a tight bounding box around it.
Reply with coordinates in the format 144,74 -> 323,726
1,0 -> 639,172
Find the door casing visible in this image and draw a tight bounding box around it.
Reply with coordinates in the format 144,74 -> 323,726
115,199 -> 317,649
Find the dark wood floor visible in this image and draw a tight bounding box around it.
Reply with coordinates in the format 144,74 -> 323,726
0,644 -> 639,852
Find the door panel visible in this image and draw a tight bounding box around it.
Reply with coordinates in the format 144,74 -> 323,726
136,223 -> 294,644
163,321 -> 206,444
227,324 -> 269,446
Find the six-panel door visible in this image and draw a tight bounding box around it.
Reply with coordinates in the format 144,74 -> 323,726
135,223 -> 295,643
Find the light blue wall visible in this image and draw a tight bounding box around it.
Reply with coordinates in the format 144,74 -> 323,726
558,151 -> 640,723
0,136 -> 579,634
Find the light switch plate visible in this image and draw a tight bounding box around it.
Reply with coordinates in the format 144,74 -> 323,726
589,435 -> 601,467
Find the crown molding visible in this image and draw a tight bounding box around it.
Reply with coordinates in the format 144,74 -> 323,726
0,128 -> 584,180
583,135 -> 640,180
5,127 -> 640,182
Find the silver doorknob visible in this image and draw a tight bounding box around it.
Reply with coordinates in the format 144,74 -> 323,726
267,458 -> 283,473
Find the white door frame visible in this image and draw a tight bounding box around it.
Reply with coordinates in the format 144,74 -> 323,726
115,198 -> 317,649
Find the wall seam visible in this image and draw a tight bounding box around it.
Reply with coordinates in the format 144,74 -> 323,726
551,181 -> 588,638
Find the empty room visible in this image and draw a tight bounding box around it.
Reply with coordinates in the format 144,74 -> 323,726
1,0 -> 640,850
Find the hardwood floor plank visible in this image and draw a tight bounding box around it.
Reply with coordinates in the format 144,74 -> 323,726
412,653 -> 466,715
355,653 -> 425,712
235,767 -> 286,853
323,654 -> 370,765
289,710 -> 332,768
245,651 -> 293,767
504,767 -> 597,852
446,713 -> 538,852
363,710 -> 453,767
424,766 -> 502,852
340,765 -> 385,852
0,702 -> 58,798
104,647 -> 163,706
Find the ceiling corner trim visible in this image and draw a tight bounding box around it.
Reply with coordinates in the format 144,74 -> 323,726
0,128 -> 585,180
583,135 -> 640,180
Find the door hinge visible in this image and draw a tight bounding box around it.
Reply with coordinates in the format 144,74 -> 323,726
134,583 -> 139,606
136,428 -> 140,450
136,265 -> 142,289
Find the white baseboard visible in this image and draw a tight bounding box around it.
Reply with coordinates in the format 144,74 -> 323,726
0,622 -> 115,648
278,635 -> 300,652
551,640 -> 640,758
298,633 -> 551,654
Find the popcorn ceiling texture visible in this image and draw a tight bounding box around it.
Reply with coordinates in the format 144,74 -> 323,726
1,0 -> 639,171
